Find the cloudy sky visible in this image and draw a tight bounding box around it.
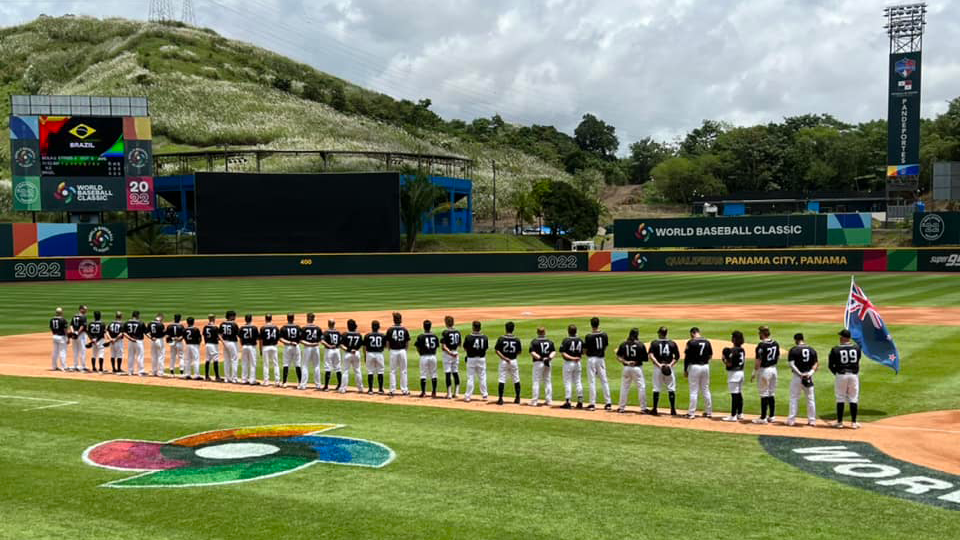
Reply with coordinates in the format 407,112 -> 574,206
4,0 -> 959,148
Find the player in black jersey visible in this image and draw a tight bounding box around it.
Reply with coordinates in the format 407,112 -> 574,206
220,311 -> 240,383
787,333 -> 819,426
720,331 -> 746,422
829,329 -> 862,429
415,320 -> 440,398
148,314 -> 166,377
494,321 -> 522,405
528,327 -> 556,407
441,316 -> 462,398
340,319 -> 365,393
616,328 -> 648,413
322,319 -> 344,391
280,313 -> 302,388
648,326 -> 680,416
386,312 -> 411,396
203,314 -> 222,382
86,311 -> 106,373
183,317 -> 202,379
50,307 -> 68,371
69,305 -> 88,372
166,314 -> 185,376
463,321 -> 489,402
751,325 -> 780,424
260,314 -> 281,386
123,310 -> 147,376
239,314 -> 260,384
107,312 -> 124,373
559,324 -> 584,409
584,317 -> 612,411
364,320 -> 386,394
683,327 -> 714,419
300,313 -> 322,390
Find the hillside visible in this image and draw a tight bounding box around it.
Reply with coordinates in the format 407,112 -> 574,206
0,15 -> 572,219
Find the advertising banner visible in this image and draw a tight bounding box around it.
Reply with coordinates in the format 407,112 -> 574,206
887,52 -> 922,177
913,212 -> 960,246
916,250 -> 960,272
614,215 -> 827,248
623,250 -> 863,272
39,177 -> 127,212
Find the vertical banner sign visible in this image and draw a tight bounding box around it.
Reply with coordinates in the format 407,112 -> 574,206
887,51 -> 921,177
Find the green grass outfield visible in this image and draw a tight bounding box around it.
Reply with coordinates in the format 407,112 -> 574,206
2,272 -> 959,539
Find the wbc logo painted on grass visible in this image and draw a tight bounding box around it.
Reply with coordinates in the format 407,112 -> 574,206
82,424 -> 395,488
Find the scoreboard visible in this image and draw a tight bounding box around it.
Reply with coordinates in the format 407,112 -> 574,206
10,96 -> 154,213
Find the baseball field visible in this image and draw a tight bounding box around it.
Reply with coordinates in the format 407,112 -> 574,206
2,271 -> 960,539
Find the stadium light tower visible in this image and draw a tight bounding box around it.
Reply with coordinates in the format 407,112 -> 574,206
884,3 -> 927,53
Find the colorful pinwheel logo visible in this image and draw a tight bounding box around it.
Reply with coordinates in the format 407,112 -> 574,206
54,181 -> 76,203
82,424 -> 395,488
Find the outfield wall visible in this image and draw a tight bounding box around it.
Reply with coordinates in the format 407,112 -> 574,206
1,248 -> 957,283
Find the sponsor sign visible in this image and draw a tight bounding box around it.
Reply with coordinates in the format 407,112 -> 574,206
614,216 -> 827,248
66,258 -> 102,281
624,249 -> 863,272
12,176 -> 42,211
39,177 -> 126,212
761,436 -> 960,511
917,250 -> 960,272
913,212 -> 960,246
887,52 -> 922,177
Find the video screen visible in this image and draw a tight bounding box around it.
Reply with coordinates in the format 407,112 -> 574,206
39,116 -> 125,177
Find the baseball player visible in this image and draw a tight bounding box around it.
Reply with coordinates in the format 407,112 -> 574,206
219,311 -> 240,383
322,319 -> 343,391
202,314 -> 222,382
559,324 -> 584,409
648,326 -> 680,416
107,312 -> 124,373
751,325 -> 780,424
494,321 -> 522,405
386,312 -> 411,396
364,320 -> 386,394
340,319 -> 365,393
720,331 -> 746,422
85,311 -> 106,373
528,326 -> 556,407
49,307 -> 68,371
299,313 -> 322,390
787,333 -> 819,427
183,317 -> 202,379
239,314 -> 260,385
584,317 -> 612,411
279,313 -> 302,388
123,310 -> 147,376
683,327 -> 713,419
415,320 -> 440,398
148,314 -> 166,377
463,320 -> 489,402
166,314 -> 185,376
441,316 -> 462,398
829,329 -> 862,429
260,314 -> 281,386
68,305 -> 88,372
616,328 -> 648,413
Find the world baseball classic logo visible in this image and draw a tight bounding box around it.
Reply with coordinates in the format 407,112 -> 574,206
634,223 -> 654,242
82,424 -> 395,488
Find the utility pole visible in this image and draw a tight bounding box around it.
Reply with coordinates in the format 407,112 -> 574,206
492,159 -> 497,233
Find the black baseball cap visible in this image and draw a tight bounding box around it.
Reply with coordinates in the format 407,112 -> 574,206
838,329 -> 851,338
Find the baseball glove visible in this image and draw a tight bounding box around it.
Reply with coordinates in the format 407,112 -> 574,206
801,375 -> 813,388
660,365 -> 672,377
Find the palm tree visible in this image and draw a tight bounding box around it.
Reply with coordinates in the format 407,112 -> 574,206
400,173 -> 446,251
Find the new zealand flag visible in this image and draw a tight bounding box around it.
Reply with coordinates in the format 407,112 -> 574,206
845,278 -> 900,373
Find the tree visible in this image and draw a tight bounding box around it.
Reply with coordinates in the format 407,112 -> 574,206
539,180 -> 602,241
271,77 -> 292,93
574,113 -> 619,160
330,83 -> 348,112
626,137 -> 673,184
400,173 -> 446,252
650,156 -> 726,205
679,119 -> 727,156
506,185 -> 536,231
712,125 -> 783,193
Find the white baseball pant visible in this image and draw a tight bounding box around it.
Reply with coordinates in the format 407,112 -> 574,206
442,351 -> 459,373
110,339 -> 124,364
586,356 -> 611,406
788,372 -> 816,422
686,363 -> 712,415
185,344 -> 201,377
169,341 -> 185,373
301,346 -> 321,388
127,339 -> 145,375
241,344 -> 258,383
262,345 -> 279,383
757,366 -> 778,397
51,335 -> 68,370
498,359 -> 520,384
205,343 -> 220,370
71,333 -> 88,370
619,365 -> 646,409
325,349 -> 342,372
341,351 -> 364,392
90,338 -> 105,364
389,350 -> 408,393
726,370 -> 744,393
465,357 -> 487,399
420,354 -> 438,380
282,344 -> 300,367
366,352 -> 385,375
652,366 -> 676,392
150,338 -> 166,375
562,360 -> 583,402
835,373 -> 860,403
223,341 -> 239,381
530,360 -> 552,405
